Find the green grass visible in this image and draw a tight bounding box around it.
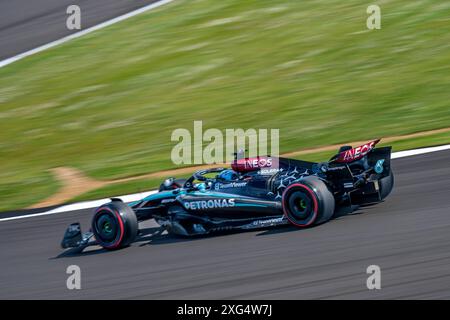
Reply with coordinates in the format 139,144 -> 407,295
69,178 -> 166,203
0,0 -> 449,211
294,131 -> 450,162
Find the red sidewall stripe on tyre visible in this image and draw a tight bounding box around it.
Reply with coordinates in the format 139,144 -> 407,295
94,206 -> 124,249
282,183 -> 318,227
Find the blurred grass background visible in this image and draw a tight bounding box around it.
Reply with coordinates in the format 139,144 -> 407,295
0,0 -> 449,211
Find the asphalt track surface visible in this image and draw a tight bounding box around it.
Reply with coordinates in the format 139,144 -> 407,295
1,150 -> 449,299
2,0 -> 449,301
0,0 -> 162,60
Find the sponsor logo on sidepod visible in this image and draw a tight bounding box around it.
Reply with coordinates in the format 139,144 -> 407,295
252,217 -> 284,226
215,182 -> 247,190
184,199 -> 235,210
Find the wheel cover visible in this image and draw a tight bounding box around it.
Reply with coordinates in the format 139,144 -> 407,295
93,208 -> 124,248
282,183 -> 318,227
103,221 -> 112,234
288,191 -> 313,220
95,213 -> 118,242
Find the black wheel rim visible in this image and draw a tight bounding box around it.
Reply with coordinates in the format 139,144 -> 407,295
95,212 -> 118,242
286,190 -> 315,225
288,191 -> 313,220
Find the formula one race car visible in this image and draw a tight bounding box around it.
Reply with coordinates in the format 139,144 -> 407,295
61,139 -> 393,251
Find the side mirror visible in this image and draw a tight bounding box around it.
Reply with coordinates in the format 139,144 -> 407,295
163,177 -> 175,188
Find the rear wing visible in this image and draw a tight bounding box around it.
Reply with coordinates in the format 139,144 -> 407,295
334,139 -> 380,163
328,139 -> 392,179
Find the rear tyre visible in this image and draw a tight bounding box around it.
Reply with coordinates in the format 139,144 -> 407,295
379,169 -> 394,200
92,201 -> 138,250
282,176 -> 335,227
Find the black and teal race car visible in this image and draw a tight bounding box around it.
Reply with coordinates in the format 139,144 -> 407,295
61,139 -> 394,251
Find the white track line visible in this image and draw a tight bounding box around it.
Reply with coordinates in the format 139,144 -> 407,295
1,143 -> 449,222
0,190 -> 158,222
391,144 -> 450,159
0,0 -> 175,69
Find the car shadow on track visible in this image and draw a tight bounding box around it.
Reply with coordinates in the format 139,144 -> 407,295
255,205 -> 363,236
53,226 -> 164,258
54,205 -> 368,258
53,226 -> 209,259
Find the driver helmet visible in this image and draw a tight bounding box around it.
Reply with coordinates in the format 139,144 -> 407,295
195,182 -> 207,192
217,169 -> 239,182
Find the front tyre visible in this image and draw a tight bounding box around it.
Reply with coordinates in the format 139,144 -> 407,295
282,176 -> 335,227
92,201 -> 138,250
